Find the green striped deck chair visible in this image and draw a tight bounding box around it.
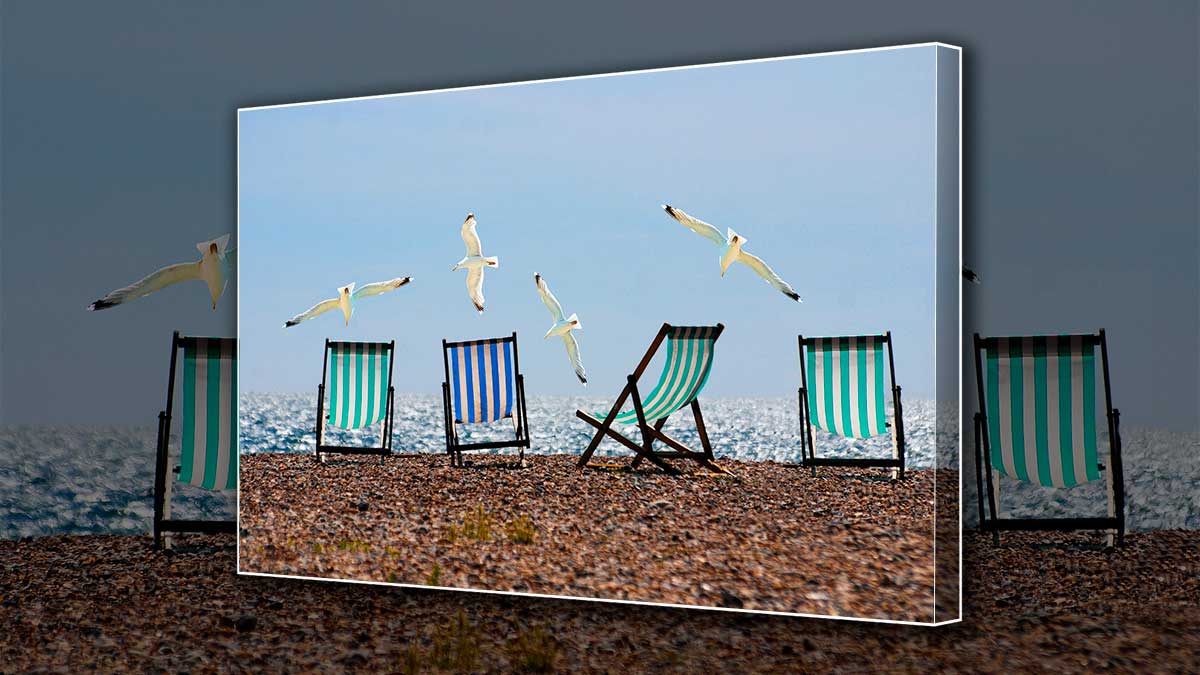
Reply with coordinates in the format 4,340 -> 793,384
972,331 -> 1125,546
797,333 -> 906,479
440,333 -> 530,467
315,340 -> 395,462
576,323 -> 728,475
153,331 -> 237,550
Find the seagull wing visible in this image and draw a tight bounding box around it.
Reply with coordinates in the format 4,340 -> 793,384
461,214 -> 483,257
353,276 -> 412,299
561,331 -> 587,385
662,204 -> 726,247
535,274 -> 566,322
466,267 -> 485,313
87,261 -> 202,311
284,297 -> 340,327
736,250 -> 802,302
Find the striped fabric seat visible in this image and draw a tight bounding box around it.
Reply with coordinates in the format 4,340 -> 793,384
447,338 -> 516,424
982,335 -> 1101,488
598,326 -> 719,424
805,336 -> 889,439
326,342 -> 392,430
178,337 -> 237,491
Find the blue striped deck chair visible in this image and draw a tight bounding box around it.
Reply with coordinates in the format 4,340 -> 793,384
315,340 -> 396,463
441,332 -> 530,467
797,333 -> 907,479
153,331 -> 237,550
973,331 -> 1125,547
576,323 -> 728,475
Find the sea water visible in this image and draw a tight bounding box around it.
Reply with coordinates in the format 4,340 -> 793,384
2,393 -> 1196,537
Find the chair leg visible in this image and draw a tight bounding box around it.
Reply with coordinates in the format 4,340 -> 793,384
691,400 -> 715,461
578,383 -> 634,468
162,469 -> 175,551
631,418 -> 667,469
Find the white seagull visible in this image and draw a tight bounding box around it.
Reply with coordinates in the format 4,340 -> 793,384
535,273 -> 587,385
283,277 -> 412,328
661,205 -> 802,302
450,213 -> 499,314
88,235 -> 237,311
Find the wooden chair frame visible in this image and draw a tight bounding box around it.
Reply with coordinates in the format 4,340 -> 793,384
315,339 -> 396,463
796,332 -> 906,479
972,330 -> 1126,546
440,332 -> 531,468
152,330 -> 236,550
575,323 -> 728,475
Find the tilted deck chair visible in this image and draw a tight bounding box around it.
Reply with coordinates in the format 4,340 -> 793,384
441,333 -> 530,467
973,331 -> 1125,546
797,333 -> 906,479
153,332 -> 237,550
576,323 -> 728,475
315,340 -> 395,463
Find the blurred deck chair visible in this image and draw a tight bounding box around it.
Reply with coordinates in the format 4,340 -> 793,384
576,323 -> 728,475
973,331 -> 1126,547
315,340 -> 395,463
153,332 -> 237,550
441,333 -> 530,467
796,333 -> 906,479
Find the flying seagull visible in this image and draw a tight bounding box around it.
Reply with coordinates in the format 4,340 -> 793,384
88,235 -> 236,311
535,273 -> 587,385
962,265 -> 981,285
661,205 -> 802,302
450,213 -> 499,313
283,277 -> 412,327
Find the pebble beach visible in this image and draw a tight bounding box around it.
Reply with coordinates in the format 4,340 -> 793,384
2,530 -> 1196,672
238,453 -> 944,620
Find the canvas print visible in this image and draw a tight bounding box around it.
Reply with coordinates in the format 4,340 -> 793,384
237,43 -> 961,622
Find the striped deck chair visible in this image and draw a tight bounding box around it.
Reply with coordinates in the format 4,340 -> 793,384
315,340 -> 395,462
797,333 -> 906,479
576,323 -> 728,475
441,333 -> 530,467
973,331 -> 1125,546
153,331 -> 237,550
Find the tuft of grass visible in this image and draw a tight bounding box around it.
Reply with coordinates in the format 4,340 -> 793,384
426,563 -> 442,586
505,514 -> 537,544
429,610 -> 481,672
311,543 -> 324,554
507,625 -> 559,673
445,503 -> 494,543
336,539 -> 371,554
398,643 -> 423,675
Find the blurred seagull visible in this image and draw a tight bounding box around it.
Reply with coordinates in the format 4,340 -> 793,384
283,277 -> 412,327
962,265 -> 981,285
535,273 -> 587,385
661,204 -> 802,302
450,213 -> 499,313
87,234 -> 236,311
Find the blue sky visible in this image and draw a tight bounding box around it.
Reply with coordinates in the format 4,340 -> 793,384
238,46 -> 939,399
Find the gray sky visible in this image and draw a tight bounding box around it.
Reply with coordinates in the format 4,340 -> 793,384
2,2 -> 1196,430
